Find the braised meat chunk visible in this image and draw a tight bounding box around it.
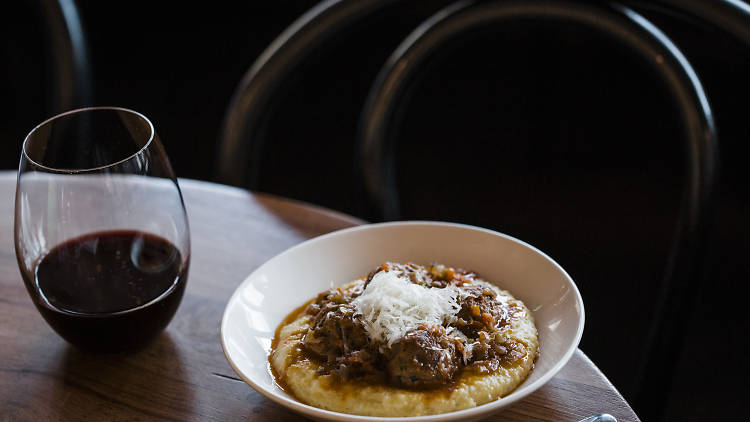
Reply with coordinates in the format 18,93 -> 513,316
302,302 -> 369,362
385,326 -> 460,389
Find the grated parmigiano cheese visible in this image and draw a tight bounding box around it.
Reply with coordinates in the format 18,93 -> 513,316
352,269 -> 466,347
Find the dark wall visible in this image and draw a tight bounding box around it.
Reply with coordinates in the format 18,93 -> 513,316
3,1 -> 749,421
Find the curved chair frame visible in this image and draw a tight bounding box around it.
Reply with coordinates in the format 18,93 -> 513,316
357,1 -> 717,419
38,0 -> 92,112
359,0 -> 716,223
216,0 -> 748,190
649,0 -> 750,45
217,0 -> 401,187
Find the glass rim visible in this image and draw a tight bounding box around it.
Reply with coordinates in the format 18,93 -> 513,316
21,106 -> 156,174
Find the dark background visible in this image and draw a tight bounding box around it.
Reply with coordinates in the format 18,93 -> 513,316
3,1 -> 749,421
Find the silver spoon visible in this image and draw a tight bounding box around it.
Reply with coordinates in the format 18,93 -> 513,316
579,414 -> 617,422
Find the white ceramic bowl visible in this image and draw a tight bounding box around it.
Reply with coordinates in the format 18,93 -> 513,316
221,221 -> 584,422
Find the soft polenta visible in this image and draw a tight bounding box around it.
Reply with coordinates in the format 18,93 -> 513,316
270,262 -> 538,417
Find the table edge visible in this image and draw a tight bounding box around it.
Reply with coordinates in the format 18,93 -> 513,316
177,177 -> 367,227
0,170 -> 366,228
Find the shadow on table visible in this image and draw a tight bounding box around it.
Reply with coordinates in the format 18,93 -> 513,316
47,333 -> 195,420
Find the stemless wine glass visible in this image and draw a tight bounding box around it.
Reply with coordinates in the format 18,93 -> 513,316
14,107 -> 190,353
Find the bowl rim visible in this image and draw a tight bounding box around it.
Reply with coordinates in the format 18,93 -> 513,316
221,220 -> 585,421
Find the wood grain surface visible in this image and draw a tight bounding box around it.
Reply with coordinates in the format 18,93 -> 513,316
0,172 -> 639,421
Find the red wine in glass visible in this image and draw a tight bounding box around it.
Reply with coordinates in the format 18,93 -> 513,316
15,107 -> 190,352
20,230 -> 189,352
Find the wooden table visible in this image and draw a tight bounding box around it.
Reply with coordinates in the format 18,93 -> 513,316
0,171 -> 639,421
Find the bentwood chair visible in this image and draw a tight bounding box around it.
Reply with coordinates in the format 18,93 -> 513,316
217,1 -> 749,420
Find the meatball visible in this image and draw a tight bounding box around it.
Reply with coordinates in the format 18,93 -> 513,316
302,303 -> 369,362
385,328 -> 460,389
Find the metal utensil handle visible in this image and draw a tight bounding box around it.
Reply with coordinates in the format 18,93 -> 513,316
579,414 -> 617,422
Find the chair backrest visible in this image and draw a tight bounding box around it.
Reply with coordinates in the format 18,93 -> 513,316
216,0 -> 748,193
